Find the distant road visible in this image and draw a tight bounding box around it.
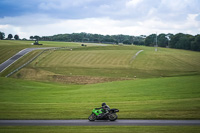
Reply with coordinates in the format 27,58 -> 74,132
0,47 -> 55,73
130,50 -> 144,64
0,120 -> 200,126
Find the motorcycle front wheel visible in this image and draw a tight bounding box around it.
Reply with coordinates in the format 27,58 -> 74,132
88,113 -> 96,121
108,113 -> 118,121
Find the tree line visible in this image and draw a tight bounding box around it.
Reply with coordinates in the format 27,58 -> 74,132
37,32 -> 199,51
145,33 -> 200,51
0,31 -> 199,51
30,33 -> 146,45
0,32 -> 19,40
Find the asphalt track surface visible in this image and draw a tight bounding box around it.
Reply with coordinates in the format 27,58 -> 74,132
0,120 -> 200,126
0,47 -> 55,73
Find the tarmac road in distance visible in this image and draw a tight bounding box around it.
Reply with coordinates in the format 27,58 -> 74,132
0,47 -> 55,73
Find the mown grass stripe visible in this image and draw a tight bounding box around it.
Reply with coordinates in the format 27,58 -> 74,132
0,75 -> 200,119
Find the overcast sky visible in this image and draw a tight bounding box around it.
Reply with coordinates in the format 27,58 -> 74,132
0,0 -> 200,39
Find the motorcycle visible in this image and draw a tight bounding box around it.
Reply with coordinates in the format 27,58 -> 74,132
88,108 -> 119,121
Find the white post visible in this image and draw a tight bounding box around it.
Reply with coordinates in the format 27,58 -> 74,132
155,33 -> 158,51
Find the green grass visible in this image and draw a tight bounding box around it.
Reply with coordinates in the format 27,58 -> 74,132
0,40 -> 200,121
0,40 -> 80,64
34,50 -> 136,68
0,40 -> 112,78
13,45 -> 200,83
0,75 -> 199,119
0,126 -> 200,133
1,40 -> 200,82
0,40 -> 85,77
0,50 -> 43,77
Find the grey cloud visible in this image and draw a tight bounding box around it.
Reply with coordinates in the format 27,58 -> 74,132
0,0 -> 200,39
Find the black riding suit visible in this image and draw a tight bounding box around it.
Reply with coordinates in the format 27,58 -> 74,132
98,105 -> 110,118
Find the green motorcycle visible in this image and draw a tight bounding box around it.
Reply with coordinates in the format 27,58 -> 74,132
88,108 -> 119,121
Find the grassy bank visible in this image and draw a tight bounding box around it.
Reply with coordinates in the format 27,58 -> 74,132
12,44 -> 200,84
0,50 -> 43,77
0,40 -> 80,64
0,40 -> 200,120
1,40 -> 200,83
0,75 -> 199,119
0,40 -> 82,77
0,126 -> 200,133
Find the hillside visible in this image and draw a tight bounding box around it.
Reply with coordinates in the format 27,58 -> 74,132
0,40 -> 200,120
10,44 -> 200,84
0,40 -> 81,64
0,75 -> 199,119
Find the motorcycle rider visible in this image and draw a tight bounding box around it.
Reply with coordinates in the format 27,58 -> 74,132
97,103 -> 110,118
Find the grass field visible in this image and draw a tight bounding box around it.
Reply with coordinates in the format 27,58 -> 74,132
1,40 -> 200,83
0,40 -> 88,77
0,75 -> 199,119
0,50 -> 43,77
0,126 -> 200,133
11,44 -> 200,84
0,40 -> 199,132
0,40 -> 200,120
0,40 -> 81,64
0,40 -> 200,119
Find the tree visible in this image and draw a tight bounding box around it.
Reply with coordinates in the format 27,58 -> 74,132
145,34 -> 156,46
157,33 -> 168,47
8,34 -> 13,39
14,34 -> 19,40
168,33 -> 199,51
169,33 -> 193,50
138,41 -> 145,45
30,36 -> 34,40
133,40 -> 139,45
123,40 -> 132,45
34,35 -> 40,40
169,33 -> 184,48
29,32 -> 198,51
0,31 -> 5,40
191,35 -> 200,51
179,35 -> 193,50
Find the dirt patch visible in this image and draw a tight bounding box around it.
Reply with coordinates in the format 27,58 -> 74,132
12,68 -> 55,81
12,68 -> 133,84
51,75 -> 132,84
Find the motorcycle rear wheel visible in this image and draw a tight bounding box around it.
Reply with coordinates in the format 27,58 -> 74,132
88,113 -> 96,121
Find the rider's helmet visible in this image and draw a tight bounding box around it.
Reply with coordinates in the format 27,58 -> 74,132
102,103 -> 106,106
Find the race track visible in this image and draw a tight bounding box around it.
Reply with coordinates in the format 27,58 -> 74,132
0,47 -> 55,73
1,120 -> 200,126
